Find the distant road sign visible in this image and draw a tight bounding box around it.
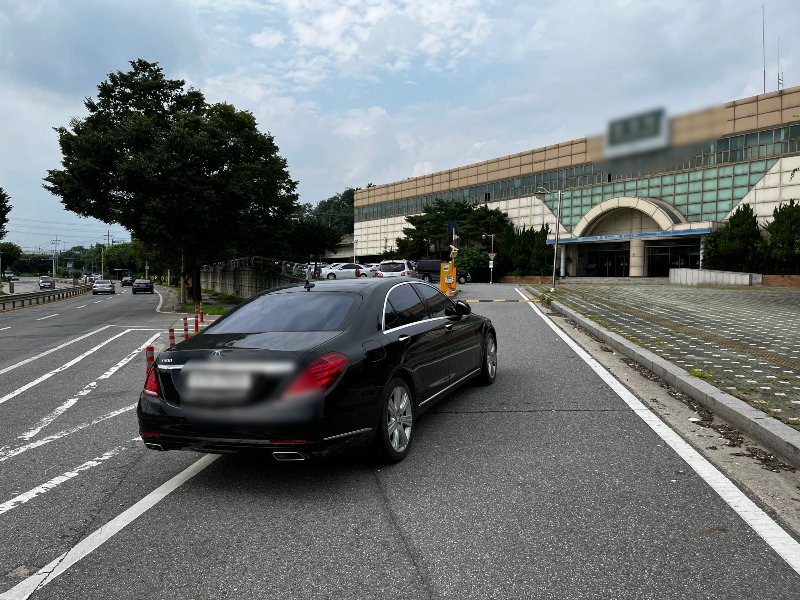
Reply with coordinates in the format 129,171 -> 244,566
488,253 -> 497,260
66,261 -> 73,268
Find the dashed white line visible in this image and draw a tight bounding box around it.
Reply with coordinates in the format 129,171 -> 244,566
0,330 -> 132,407
0,454 -> 219,599
35,314 -> 59,321
0,446 -> 126,516
75,305 -> 87,309
0,326 -> 10,331
515,288 -> 800,577
0,325 -> 113,376
93,300 -> 103,303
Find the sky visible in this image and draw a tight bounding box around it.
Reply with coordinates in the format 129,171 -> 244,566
1,0 -> 798,253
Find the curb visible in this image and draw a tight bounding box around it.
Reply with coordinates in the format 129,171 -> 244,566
528,287 -> 800,469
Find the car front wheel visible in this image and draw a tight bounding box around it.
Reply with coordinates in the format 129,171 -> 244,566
458,275 -> 467,284
422,274 -> 432,283
375,377 -> 414,462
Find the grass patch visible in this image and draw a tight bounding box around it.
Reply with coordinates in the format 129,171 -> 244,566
689,368 -> 715,380
179,303 -> 232,316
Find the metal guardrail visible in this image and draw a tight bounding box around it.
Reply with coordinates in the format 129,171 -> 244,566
0,285 -> 93,311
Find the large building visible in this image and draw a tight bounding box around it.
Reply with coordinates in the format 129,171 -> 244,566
354,86 -> 800,277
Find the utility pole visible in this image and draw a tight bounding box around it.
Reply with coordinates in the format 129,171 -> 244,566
51,236 -> 60,278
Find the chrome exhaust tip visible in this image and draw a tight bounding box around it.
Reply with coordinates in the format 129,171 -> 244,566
144,442 -> 164,451
272,451 -> 306,462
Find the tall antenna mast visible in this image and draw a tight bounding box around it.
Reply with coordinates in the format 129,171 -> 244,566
761,3 -> 766,94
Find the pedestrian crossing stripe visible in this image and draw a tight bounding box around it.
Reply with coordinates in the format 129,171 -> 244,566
464,298 -> 540,303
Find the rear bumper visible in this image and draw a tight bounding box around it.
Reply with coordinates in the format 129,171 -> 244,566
137,395 -> 377,458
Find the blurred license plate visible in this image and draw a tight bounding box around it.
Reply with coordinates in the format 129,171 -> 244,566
187,371 -> 251,391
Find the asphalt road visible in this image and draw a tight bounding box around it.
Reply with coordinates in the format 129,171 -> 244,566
0,282 -> 798,599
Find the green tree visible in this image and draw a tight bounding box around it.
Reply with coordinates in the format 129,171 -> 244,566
0,242 -> 22,275
44,60 -> 299,301
764,199 -> 800,274
0,187 -> 10,240
703,204 -> 763,272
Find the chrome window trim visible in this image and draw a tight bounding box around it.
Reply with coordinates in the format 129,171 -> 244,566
419,368 -> 481,406
382,280 -> 452,333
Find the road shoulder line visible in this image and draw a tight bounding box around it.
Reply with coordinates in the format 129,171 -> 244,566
514,287 -> 800,577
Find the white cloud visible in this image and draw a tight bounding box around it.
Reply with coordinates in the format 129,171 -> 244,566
250,28 -> 286,49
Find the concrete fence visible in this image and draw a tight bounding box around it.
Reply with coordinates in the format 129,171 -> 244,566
669,268 -> 762,286
0,285 -> 92,311
200,257 -> 304,299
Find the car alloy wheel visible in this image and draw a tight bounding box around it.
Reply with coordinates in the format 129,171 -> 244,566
327,273 -> 336,279
422,275 -> 431,283
479,332 -> 497,385
458,275 -> 467,284
376,377 -> 414,462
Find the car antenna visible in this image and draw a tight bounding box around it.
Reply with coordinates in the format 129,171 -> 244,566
304,279 -> 315,291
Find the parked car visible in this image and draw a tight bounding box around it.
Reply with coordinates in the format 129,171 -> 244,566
121,277 -> 135,286
138,278 -> 497,462
132,279 -> 154,294
415,260 -> 471,284
7,274 -> 19,282
375,259 -> 415,278
92,280 -> 116,294
39,276 -> 55,289
320,263 -> 369,279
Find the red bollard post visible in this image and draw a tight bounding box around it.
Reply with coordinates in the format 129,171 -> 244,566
168,327 -> 175,348
194,314 -> 199,334
182,316 -> 189,341
199,302 -> 204,324
145,345 -> 155,374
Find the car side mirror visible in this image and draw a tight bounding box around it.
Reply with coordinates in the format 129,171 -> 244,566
446,300 -> 471,318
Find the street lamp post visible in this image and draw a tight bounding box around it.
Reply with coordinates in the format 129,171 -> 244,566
537,187 -> 563,292
482,233 -> 495,284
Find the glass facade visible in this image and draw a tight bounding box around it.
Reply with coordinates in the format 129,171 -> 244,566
355,124 -> 800,226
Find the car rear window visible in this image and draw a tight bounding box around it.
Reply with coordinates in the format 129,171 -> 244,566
96,280 -> 110,284
209,292 -> 360,333
134,279 -> 151,283
380,262 -> 406,272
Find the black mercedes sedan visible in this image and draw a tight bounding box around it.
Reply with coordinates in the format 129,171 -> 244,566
138,278 -> 497,462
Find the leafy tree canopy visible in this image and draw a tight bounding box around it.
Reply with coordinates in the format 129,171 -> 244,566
764,199 -> 800,274
0,241 -> 22,274
0,187 -> 11,241
44,59 -> 299,300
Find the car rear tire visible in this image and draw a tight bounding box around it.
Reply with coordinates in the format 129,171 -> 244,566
422,274 -> 432,283
374,377 -> 414,463
479,331 -> 497,385
458,275 -> 467,285
359,274 -> 367,278
327,273 -> 336,280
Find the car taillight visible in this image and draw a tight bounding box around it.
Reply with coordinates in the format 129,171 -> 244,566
143,366 -> 160,397
375,272 -> 383,277
401,271 -> 411,276
284,352 -> 348,398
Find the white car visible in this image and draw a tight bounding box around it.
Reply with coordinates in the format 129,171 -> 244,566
375,259 -> 415,278
320,263 -> 369,280
38,276 -> 55,289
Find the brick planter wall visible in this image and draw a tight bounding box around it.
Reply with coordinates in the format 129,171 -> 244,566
762,275 -> 800,287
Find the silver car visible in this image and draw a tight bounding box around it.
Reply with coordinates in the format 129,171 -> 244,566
92,279 -> 116,294
39,276 -> 55,289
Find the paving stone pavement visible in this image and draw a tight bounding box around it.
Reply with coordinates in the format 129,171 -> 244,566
538,283 -> 800,430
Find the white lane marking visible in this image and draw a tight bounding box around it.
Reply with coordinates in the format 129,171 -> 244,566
514,288 -> 800,576
0,325 -> 113,376
0,326 -> 10,331
75,305 -> 87,309
0,330 -> 132,407
16,332 -> 160,441
0,405 -> 135,463
0,454 -> 220,599
155,288 -> 168,312
35,314 -> 59,321
0,446 -> 125,516
93,300 -> 103,303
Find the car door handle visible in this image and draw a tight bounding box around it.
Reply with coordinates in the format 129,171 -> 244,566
398,335 -> 411,343
444,323 -> 453,331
